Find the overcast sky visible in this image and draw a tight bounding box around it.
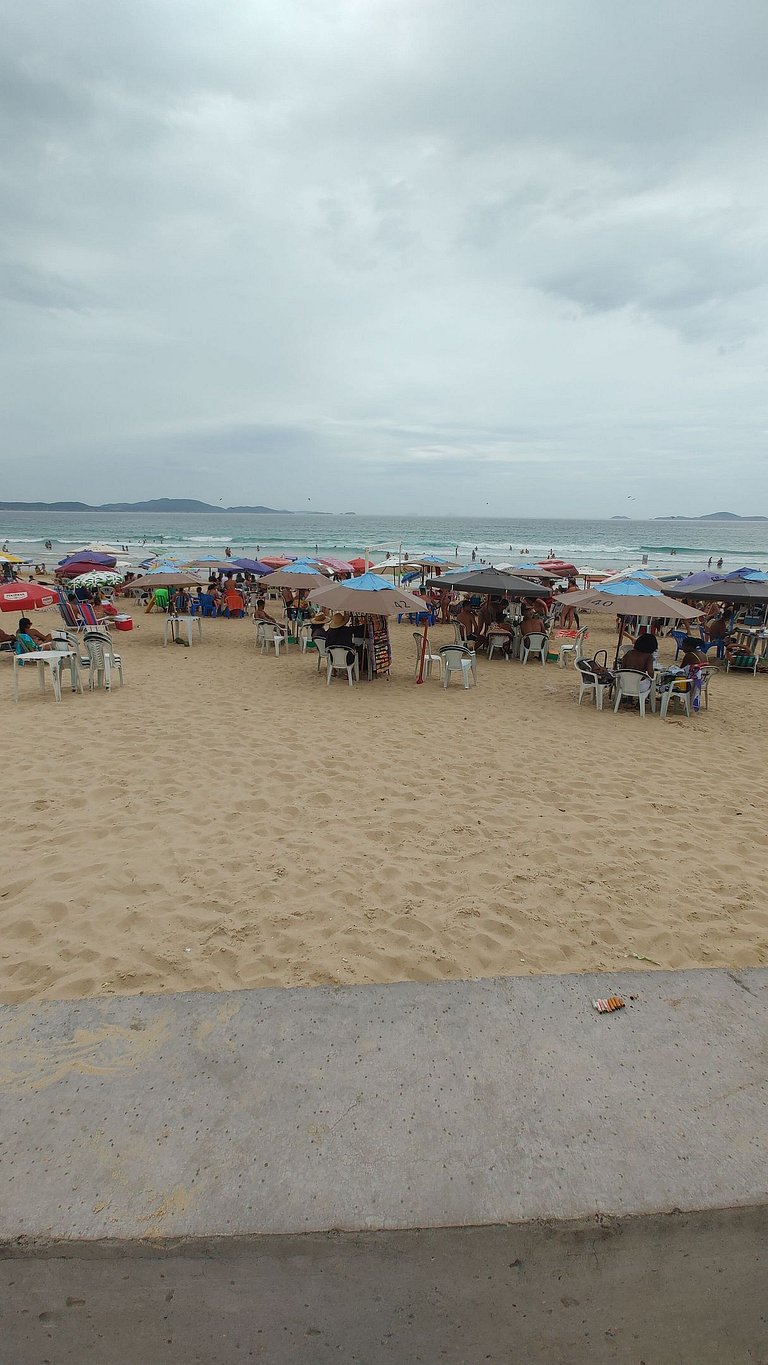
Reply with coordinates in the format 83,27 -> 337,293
2,0 -> 767,516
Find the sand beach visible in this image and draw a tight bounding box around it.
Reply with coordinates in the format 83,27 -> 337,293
2,603 -> 767,1006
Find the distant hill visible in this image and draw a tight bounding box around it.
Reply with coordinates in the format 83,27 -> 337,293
0,498 -> 290,514
655,511 -> 768,521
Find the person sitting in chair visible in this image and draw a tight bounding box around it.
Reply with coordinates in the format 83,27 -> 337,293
253,597 -> 274,623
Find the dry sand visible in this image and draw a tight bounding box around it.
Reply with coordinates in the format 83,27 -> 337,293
2,605 -> 767,1004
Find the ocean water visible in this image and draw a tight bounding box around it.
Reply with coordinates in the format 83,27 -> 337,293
3,510 -> 768,573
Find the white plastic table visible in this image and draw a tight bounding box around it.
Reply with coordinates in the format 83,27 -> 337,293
163,614 -> 203,647
12,649 -> 82,702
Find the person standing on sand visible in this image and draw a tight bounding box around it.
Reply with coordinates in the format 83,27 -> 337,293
559,579 -> 580,629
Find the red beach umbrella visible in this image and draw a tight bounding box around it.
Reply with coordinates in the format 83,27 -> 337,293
0,582 -> 59,612
259,555 -> 295,569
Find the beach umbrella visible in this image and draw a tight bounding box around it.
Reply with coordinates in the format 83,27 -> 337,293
263,560 -> 331,589
59,550 -> 117,568
426,568 -> 542,597
415,554 -> 457,569
57,560 -> 117,579
348,556 -> 371,572
497,563 -> 560,581
0,582 -> 58,612
667,579 -> 768,605
127,568 -> 203,590
307,571 -> 430,615
230,558 -> 272,575
0,551 -> 23,564
259,555 -> 295,568
184,557 -> 233,572
71,570 -> 125,589
80,542 -> 123,555
725,567 -> 768,582
666,571 -> 726,591
309,555 -> 355,575
554,579 -> 701,618
554,579 -> 701,665
538,560 -> 578,575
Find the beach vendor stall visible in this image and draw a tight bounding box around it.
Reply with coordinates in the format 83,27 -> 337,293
308,572 -> 427,680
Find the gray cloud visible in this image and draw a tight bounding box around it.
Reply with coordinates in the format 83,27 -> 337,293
1,0 -> 767,515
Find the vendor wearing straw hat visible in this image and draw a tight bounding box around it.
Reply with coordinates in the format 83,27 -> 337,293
325,612 -> 355,650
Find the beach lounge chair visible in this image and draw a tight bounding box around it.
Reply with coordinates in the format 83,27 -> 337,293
521,632 -> 548,665
78,601 -> 110,629
56,587 -> 85,633
413,630 -> 443,678
326,645 -> 359,686
726,651 -> 759,676
83,630 -> 124,691
439,644 -> 477,689
613,669 -> 654,717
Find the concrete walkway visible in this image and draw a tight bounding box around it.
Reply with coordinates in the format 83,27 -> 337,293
2,969 -> 768,1241
2,969 -> 768,1361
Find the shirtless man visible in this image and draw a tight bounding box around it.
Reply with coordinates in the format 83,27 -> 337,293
252,597 -> 274,622
456,601 -> 479,646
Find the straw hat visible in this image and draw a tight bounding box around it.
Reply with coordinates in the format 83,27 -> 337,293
329,612 -> 349,627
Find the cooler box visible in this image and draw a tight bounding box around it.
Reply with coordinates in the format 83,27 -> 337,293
114,616 -> 133,632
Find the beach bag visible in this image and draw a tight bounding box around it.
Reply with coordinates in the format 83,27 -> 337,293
582,649 -> 612,685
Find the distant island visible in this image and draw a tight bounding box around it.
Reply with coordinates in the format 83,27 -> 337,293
654,511 -> 768,522
0,498 -> 290,514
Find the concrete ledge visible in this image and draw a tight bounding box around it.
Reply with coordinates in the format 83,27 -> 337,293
2,969 -> 768,1243
4,1209 -> 768,1363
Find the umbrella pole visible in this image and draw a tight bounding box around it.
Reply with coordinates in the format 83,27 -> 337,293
614,616 -> 625,668
416,619 -> 429,684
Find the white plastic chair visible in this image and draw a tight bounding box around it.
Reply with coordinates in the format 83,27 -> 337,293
698,668 -> 712,711
486,631 -> 511,662
613,669 -> 653,717
257,621 -> 288,656
521,632 -> 548,665
83,630 -> 124,691
559,628 -> 588,668
313,636 -> 329,672
326,645 -> 359,686
412,631 -> 443,679
575,658 -> 611,711
439,644 -> 477,689
657,674 -> 692,719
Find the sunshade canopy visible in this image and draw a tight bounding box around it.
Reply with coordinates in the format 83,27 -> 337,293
555,579 -> 701,619
0,582 -> 59,612
308,571 -> 427,615
425,568 -> 542,597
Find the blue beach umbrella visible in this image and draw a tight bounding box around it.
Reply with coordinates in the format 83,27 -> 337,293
307,571 -> 429,614
230,558 -> 272,574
